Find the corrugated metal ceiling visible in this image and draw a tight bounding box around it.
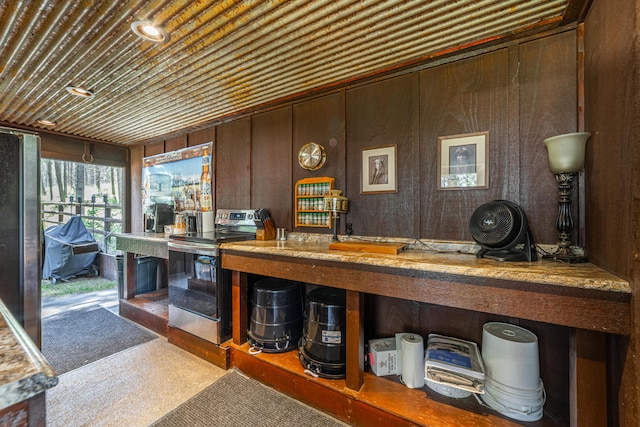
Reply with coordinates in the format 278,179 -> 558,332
0,0 -> 578,145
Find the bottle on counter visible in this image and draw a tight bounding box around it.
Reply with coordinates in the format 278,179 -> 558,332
142,160 -> 151,208
200,146 -> 212,212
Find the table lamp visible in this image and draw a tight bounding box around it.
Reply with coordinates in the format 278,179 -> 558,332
543,132 -> 591,263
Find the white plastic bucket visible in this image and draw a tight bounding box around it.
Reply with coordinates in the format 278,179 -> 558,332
481,322 -> 540,390
479,382 -> 545,422
485,376 -> 545,408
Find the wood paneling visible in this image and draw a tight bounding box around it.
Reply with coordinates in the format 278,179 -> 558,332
519,31 -> 578,245
420,49 -> 510,241
584,0 -> 636,273
144,141 -> 164,157
292,93 -> 345,233
346,74 -> 418,238
188,127 -> 216,147
416,33 -> 577,244
584,1 -> 640,426
129,145 -> 144,233
364,294 -> 421,340
164,135 -> 187,153
216,118 -> 251,209
40,132 -> 127,166
251,107 -> 292,228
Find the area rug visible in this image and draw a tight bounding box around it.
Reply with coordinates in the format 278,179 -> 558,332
150,370 -> 346,427
41,306 -> 157,374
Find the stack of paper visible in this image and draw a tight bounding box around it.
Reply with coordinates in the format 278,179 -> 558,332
424,334 -> 485,394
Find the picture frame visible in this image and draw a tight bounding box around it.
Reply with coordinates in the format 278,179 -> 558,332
437,132 -> 489,190
361,144 -> 397,194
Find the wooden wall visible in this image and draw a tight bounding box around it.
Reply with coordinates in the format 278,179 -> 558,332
196,31 -> 576,244
40,132 -> 127,167
137,29 -> 578,243
583,0 -> 640,426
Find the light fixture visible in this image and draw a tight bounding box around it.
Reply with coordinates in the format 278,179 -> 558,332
37,118 -> 57,126
66,86 -> 95,98
130,20 -> 169,43
543,132 -> 591,263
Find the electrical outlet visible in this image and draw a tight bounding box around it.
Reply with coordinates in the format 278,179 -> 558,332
346,223 -> 353,236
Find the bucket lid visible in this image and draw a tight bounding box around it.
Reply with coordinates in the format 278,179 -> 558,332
425,379 -> 472,399
308,287 -> 346,306
483,322 -> 537,344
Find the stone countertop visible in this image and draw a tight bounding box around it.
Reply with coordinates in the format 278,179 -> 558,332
0,300 -> 58,411
115,232 -> 170,259
220,235 -> 630,294
114,232 -> 169,243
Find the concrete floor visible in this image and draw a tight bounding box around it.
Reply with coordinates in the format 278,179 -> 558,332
43,291 -> 227,427
42,287 -> 120,318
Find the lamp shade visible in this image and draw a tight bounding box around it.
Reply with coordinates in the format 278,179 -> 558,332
544,132 -> 590,173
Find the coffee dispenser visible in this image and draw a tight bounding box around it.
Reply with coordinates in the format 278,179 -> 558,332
145,203 -> 174,233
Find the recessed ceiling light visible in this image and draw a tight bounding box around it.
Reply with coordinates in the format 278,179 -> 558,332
131,20 -> 169,43
66,86 -> 95,98
37,118 -> 57,126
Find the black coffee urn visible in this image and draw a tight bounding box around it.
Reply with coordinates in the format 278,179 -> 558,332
145,204 -> 174,233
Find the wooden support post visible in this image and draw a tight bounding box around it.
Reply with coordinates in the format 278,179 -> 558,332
345,289 -> 364,391
124,252 -> 135,300
570,328 -> 607,427
232,270 -> 248,345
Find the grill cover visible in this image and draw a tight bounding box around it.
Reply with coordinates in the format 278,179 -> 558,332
42,216 -> 99,282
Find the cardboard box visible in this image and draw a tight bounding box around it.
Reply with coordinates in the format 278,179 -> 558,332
368,337 -> 398,376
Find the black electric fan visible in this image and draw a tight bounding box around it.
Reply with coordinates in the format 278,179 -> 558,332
469,200 -> 538,262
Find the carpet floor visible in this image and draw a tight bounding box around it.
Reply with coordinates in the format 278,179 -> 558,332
151,370 -> 348,427
42,306 -> 158,374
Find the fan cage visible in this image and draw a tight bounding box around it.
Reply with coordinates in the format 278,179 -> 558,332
470,201 -> 524,250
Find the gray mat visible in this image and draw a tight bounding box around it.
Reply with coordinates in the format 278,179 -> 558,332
150,370 -> 346,427
42,307 -> 157,374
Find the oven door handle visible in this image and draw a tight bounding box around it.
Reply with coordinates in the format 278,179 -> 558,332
168,240 -> 219,256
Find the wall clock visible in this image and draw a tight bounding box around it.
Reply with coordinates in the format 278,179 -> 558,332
298,142 -> 326,171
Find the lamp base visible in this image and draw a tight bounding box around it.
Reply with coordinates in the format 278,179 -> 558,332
332,214 -> 340,242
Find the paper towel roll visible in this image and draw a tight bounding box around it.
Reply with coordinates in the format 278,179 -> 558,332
401,334 -> 425,389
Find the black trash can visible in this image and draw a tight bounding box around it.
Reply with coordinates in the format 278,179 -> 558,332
299,287 -> 346,379
116,255 -> 158,296
135,256 -> 158,294
248,278 -> 303,353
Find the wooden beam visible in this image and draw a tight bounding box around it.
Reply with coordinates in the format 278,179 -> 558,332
570,328 -> 607,427
231,270 -> 248,345
345,290 -> 364,391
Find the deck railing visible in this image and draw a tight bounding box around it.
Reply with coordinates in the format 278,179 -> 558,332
41,196 -> 123,253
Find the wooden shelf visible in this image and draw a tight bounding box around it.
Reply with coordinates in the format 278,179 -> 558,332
221,247 -> 619,426
230,342 -> 565,426
294,177 -> 334,228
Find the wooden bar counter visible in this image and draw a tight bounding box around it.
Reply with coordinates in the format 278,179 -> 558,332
221,236 -> 630,427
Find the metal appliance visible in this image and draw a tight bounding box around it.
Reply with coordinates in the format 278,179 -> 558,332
167,208 -> 257,344
145,203 -> 174,233
0,128 -> 41,343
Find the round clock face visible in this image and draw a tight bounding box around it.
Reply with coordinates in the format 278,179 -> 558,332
298,142 -> 326,170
